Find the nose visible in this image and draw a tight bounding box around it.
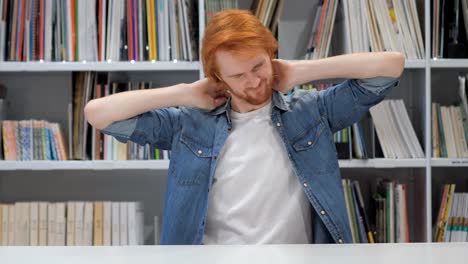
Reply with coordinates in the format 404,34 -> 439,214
245,72 -> 261,88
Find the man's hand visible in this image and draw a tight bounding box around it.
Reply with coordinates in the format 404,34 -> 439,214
188,78 -> 229,110
272,59 -> 296,94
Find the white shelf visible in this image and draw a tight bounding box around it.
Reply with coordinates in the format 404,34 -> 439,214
0,59 -> 423,72
430,59 -> 468,68
339,159 -> 426,168
0,243 -> 467,264
0,61 -> 200,72
404,59 -> 425,68
0,159 -> 429,171
285,59 -> 424,69
431,158 -> 468,167
0,160 -> 170,170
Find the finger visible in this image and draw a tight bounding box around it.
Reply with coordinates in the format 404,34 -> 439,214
214,96 -> 228,107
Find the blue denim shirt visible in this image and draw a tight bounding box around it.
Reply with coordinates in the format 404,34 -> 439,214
101,76 -> 399,245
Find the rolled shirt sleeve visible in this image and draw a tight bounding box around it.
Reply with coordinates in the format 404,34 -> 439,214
355,76 -> 400,96
100,107 -> 181,150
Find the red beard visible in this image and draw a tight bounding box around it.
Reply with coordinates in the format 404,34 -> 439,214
228,77 -> 273,106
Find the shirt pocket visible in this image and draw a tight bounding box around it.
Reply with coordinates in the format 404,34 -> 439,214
292,119 -> 326,152
177,134 -> 213,186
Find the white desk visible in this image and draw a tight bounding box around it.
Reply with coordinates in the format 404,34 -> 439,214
1,243 -> 467,264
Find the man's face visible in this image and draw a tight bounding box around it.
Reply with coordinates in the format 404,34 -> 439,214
215,49 -> 274,107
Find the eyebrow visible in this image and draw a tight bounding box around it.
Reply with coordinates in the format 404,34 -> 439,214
227,58 -> 266,78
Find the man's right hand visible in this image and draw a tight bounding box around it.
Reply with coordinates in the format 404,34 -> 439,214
187,78 -> 229,110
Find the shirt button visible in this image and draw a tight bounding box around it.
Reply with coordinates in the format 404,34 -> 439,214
307,141 -> 312,145
198,150 -> 203,155
338,239 -> 343,244
276,122 -> 281,127
320,210 -> 326,215
213,156 -> 217,160
303,182 -> 308,187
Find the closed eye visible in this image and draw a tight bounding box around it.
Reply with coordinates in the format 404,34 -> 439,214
252,61 -> 264,72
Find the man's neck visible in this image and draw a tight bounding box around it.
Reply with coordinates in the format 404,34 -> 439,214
230,97 -> 272,113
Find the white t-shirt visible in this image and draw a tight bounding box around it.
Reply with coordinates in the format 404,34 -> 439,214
202,101 -> 312,244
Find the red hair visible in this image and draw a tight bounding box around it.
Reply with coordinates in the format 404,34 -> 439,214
201,10 -> 278,82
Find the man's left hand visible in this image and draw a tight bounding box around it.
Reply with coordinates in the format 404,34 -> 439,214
272,59 -> 295,94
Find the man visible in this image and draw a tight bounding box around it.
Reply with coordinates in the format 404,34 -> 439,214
84,10 -> 404,245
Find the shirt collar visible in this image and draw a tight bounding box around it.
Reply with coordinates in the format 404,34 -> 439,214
210,90 -> 290,121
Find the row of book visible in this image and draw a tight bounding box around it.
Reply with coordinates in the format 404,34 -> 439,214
342,179 -> 409,243
0,201 -> 145,246
305,0 -> 424,60
204,0 -> 238,23
0,120 -> 170,161
0,0 -> 198,62
434,185 -> 468,242
433,73 -> 468,158
305,0 -> 338,60
432,104 -> 468,158
204,0 -> 283,36
72,72 -> 171,160
344,0 -> 424,59
332,124 -> 368,160
250,0 -> 283,36
370,99 -> 425,159
432,0 -> 468,58
1,120 -> 68,161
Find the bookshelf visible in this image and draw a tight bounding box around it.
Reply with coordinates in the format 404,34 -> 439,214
0,160 -> 170,170
1,243 -> 468,263
0,61 -> 201,72
431,59 -> 468,68
0,0 -> 467,245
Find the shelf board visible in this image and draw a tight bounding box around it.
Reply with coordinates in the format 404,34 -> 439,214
0,59 -> 423,72
0,61 -> 200,72
431,158 -> 468,167
0,160 -> 170,170
339,159 -> 426,168
0,159 -> 428,170
285,59 -> 424,69
404,59 -> 425,68
430,59 -> 468,68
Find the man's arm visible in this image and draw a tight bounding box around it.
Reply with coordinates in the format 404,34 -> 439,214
84,78 -> 228,148
274,51 -> 404,91
84,79 -> 227,130
273,51 -> 404,93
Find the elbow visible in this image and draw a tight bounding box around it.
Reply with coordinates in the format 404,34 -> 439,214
384,51 -> 405,78
84,99 -> 110,130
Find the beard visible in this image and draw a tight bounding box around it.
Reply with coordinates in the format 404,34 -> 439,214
227,76 -> 274,106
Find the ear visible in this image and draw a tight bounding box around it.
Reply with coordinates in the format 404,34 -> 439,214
214,73 -> 228,89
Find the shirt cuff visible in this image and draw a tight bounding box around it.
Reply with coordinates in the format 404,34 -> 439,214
356,76 -> 400,96
101,118 -> 138,142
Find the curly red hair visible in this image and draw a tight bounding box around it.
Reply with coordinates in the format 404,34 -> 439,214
201,10 -> 278,82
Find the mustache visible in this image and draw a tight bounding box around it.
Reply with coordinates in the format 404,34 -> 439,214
246,78 -> 272,90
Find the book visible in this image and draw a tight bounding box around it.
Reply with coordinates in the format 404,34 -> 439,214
0,0 -> 199,62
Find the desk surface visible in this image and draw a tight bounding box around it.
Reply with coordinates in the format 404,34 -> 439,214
1,243 -> 467,264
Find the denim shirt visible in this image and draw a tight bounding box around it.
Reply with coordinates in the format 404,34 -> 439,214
101,76 -> 400,245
